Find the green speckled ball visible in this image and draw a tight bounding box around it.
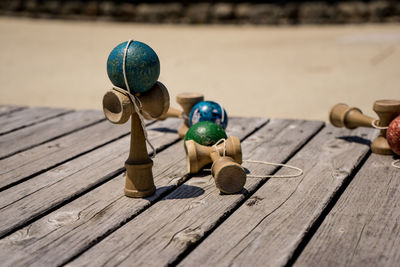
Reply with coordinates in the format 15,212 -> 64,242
185,121 -> 227,146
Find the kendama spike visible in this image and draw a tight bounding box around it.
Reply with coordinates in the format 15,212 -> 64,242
102,82 -> 170,197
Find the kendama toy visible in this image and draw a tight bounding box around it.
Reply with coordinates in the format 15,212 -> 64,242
185,121 -> 228,146
188,101 -> 228,129
103,40 -> 170,198
185,136 -> 246,194
329,100 -> 400,155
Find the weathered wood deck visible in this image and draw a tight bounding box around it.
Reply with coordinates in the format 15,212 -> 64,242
0,106 -> 398,267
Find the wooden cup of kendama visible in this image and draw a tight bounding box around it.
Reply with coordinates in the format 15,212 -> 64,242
102,82 -> 170,197
145,92 -> 204,138
185,136 -> 246,194
329,100 -> 400,155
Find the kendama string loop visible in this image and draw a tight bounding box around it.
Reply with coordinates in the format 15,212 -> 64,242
213,138 -> 304,179
244,160 -> 303,178
112,39 -> 156,158
371,120 -> 389,130
392,159 -> 400,169
213,138 -> 227,157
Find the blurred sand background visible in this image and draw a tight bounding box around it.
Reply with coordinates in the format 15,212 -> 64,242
0,17 -> 399,121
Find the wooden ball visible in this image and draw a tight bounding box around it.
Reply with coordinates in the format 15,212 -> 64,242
184,121 -> 227,146
387,115 -> 400,155
107,41 -> 160,94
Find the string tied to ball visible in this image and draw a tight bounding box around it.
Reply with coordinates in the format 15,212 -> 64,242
113,39 -> 156,158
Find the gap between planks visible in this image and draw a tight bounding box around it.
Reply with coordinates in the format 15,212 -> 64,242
285,148 -> 371,267
0,118 -> 159,191
0,117 -> 184,239
294,153 -> 400,267
0,107 -> 72,136
0,110 -> 106,160
65,119 -> 324,267
0,106 -> 26,117
178,126 -> 378,267
0,117 -> 268,267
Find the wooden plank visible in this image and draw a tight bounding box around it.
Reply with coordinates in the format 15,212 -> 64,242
0,117 -> 268,267
179,126 -> 378,267
0,106 -> 26,117
0,118 -> 182,239
0,119 -> 134,191
0,107 -> 71,135
0,110 -> 104,159
294,154 -> 400,267
67,119 -> 324,266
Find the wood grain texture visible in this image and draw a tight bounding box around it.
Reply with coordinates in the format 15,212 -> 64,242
0,107 -> 71,135
0,106 -> 25,117
0,119 -> 140,190
0,110 -> 104,160
0,118 -> 182,238
68,119 -> 324,267
180,126 -> 378,267
0,117 -> 267,267
294,154 -> 400,267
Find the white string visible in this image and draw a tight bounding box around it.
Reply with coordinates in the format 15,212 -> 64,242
213,138 -> 226,157
217,102 -> 225,124
371,120 -> 388,130
392,159 -> 400,169
212,138 -> 303,179
244,160 -> 303,178
113,39 -> 156,158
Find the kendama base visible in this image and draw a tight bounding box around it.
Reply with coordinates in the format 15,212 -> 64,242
371,136 -> 393,155
124,186 -> 156,198
124,161 -> 156,198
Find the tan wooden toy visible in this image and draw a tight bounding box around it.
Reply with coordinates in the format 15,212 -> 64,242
329,100 -> 400,155
148,92 -> 204,138
102,82 -> 170,197
185,136 -> 246,194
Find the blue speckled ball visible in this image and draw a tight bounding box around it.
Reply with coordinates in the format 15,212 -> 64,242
107,41 -> 160,94
188,101 -> 228,129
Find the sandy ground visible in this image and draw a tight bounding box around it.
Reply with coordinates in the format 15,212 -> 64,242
0,17 -> 399,121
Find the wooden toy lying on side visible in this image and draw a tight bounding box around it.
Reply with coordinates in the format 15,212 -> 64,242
329,100 -> 400,155
184,121 -> 246,194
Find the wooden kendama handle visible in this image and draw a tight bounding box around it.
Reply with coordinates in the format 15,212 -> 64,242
102,82 -> 170,197
329,103 -> 375,129
124,112 -> 155,197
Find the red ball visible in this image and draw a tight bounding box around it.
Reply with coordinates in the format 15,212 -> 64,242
387,115 -> 400,155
